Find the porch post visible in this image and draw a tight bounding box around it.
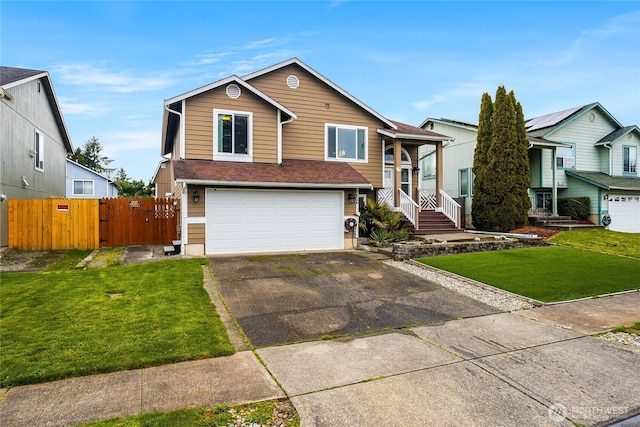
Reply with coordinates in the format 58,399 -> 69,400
394,139 -> 402,207
552,146 -> 558,215
436,141 -> 443,207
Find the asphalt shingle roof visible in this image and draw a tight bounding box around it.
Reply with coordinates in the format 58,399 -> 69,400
0,66 -> 46,86
565,170 -> 640,191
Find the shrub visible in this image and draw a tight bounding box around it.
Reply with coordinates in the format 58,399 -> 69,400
557,197 -> 590,220
358,199 -> 403,237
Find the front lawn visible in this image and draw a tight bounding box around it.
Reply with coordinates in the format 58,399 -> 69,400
0,258 -> 234,387
417,246 -> 640,303
548,228 -> 640,259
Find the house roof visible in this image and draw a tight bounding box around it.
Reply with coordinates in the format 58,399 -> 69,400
565,170 -> 640,191
66,159 -> 116,183
527,137 -> 572,149
243,58 -> 397,130
378,120 -> 452,143
173,159 -> 373,189
526,102 -> 623,138
419,117 -> 478,130
595,125 -> 640,146
1,66 -> 73,153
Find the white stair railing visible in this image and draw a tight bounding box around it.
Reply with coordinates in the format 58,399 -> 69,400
377,187 -> 394,209
436,190 -> 461,228
398,189 -> 419,227
419,189 -> 436,211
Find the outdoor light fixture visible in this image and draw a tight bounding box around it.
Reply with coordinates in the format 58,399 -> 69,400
412,166 -> 420,174
348,193 -> 356,204
604,194 -> 609,201
193,190 -> 200,203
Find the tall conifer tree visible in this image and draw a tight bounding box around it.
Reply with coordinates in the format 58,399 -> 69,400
472,87 -> 531,231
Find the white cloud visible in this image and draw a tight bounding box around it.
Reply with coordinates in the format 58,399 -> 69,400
57,97 -> 108,116
411,82 -> 488,112
101,130 -> 160,158
52,63 -> 177,93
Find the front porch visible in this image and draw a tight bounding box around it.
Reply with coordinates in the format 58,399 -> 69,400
376,121 -> 461,234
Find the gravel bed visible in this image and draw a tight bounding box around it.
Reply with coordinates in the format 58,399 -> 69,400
384,259 -> 535,312
597,332 -> 640,351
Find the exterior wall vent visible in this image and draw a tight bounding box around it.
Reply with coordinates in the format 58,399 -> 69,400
226,84 -> 241,99
286,75 -> 299,89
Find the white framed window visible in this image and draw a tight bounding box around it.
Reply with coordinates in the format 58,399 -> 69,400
459,168 -> 474,197
73,180 -> 94,195
422,152 -> 436,179
556,144 -> 575,169
326,123 -> 367,162
34,130 -> 44,171
213,109 -> 252,161
623,146 -> 637,174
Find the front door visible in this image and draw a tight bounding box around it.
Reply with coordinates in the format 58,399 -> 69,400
384,166 -> 411,195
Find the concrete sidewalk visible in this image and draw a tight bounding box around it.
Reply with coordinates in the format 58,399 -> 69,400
0,352 -> 284,427
259,312 -> 640,427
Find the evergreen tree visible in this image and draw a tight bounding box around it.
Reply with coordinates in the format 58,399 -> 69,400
472,86 -> 531,231
471,92 -> 493,229
67,136 -> 115,177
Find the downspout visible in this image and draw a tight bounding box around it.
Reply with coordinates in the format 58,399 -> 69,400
605,143 -> 612,175
278,111 -> 294,165
165,103 -> 185,159
551,146 -> 558,216
180,182 -> 188,255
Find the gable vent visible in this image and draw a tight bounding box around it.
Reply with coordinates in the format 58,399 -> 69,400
286,75 -> 299,89
226,84 -> 241,99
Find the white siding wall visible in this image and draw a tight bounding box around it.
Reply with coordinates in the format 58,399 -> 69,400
612,132 -> 640,176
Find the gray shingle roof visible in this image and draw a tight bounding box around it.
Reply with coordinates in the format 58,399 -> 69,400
596,125 -> 640,145
565,170 -> 640,191
0,66 -> 46,86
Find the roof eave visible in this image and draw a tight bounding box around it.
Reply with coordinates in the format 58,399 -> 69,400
175,178 -> 373,190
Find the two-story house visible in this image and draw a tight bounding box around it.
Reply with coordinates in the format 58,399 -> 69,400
66,159 -> 118,199
156,58 -> 454,255
420,103 -> 640,233
0,66 -> 73,246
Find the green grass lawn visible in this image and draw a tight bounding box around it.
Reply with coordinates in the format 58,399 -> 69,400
78,400 -> 299,427
548,228 -> 640,259
0,257 -> 234,387
417,246 -> 640,303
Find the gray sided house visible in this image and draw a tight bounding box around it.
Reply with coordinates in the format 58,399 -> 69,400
420,103 -> 640,233
1,66 -> 73,246
66,159 -> 118,198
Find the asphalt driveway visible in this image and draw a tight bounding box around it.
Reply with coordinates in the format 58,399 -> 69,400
210,251 -> 499,347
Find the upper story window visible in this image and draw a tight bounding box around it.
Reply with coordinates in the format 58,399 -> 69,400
556,144 -> 575,169
34,131 -> 44,171
73,180 -> 94,195
213,109 -> 252,161
326,124 -> 367,162
624,146 -> 637,174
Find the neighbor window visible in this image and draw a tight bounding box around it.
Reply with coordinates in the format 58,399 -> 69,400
459,168 -> 469,197
422,152 -> 436,179
73,180 -> 94,195
326,124 -> 366,161
34,131 -> 44,171
556,144 -> 575,169
213,109 -> 252,158
624,146 -> 637,174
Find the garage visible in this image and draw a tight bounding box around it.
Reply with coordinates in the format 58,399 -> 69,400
608,195 -> 640,233
206,188 -> 344,254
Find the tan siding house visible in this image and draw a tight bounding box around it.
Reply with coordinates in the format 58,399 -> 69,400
156,58 -> 452,255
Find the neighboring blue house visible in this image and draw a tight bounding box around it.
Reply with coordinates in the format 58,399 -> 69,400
66,159 -> 118,198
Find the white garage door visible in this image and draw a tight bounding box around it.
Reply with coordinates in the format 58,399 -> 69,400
608,195 -> 640,233
206,189 -> 344,254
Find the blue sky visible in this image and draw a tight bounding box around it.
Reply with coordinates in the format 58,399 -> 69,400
3,1 -> 639,181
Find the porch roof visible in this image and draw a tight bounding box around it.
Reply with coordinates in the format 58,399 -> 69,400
565,170 -> 640,191
528,137 -> 572,149
173,159 -> 373,189
378,120 -> 452,143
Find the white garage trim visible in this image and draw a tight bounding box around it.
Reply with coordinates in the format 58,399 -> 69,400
607,195 -> 640,233
206,188 -> 344,254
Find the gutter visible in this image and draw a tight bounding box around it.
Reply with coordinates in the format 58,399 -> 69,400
175,179 -> 373,190
165,103 -> 185,159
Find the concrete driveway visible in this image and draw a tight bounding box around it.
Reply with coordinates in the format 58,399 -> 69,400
210,251 -> 499,347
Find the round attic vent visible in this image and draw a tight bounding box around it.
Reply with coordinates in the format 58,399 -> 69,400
588,112 -> 595,122
286,75 -> 299,89
226,84 -> 241,99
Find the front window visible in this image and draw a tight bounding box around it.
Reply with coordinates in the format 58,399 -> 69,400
556,145 -> 575,169
35,131 -> 44,171
213,109 -> 252,159
422,152 -> 436,179
73,180 -> 94,195
326,124 -> 366,161
624,146 -> 637,174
